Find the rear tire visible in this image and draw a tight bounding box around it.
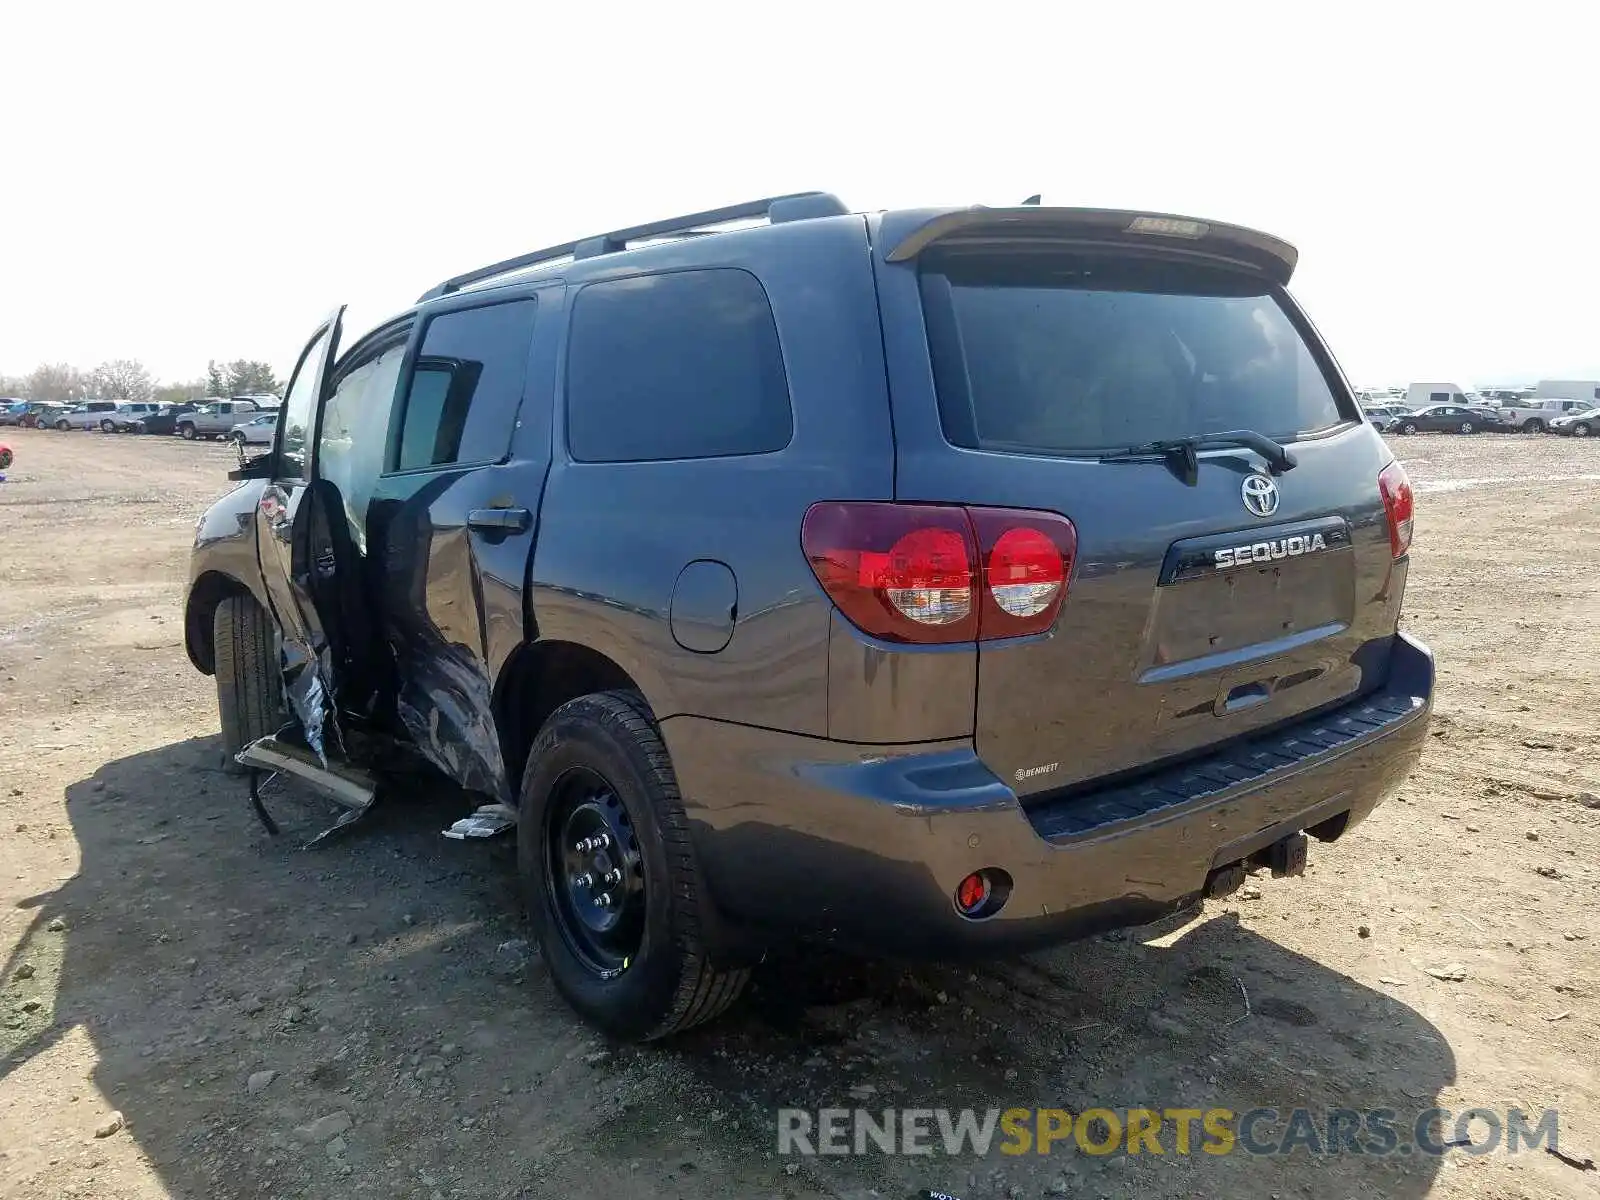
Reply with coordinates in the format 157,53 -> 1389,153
212,594 -> 283,771
518,690 -> 748,1040
1459,421 -> 1476,434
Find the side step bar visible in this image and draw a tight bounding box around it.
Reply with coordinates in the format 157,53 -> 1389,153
236,735 -> 377,811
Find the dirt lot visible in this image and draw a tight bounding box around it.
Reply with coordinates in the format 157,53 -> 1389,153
0,427 -> 1596,1200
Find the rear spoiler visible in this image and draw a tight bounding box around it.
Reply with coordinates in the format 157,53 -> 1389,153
880,206 -> 1299,285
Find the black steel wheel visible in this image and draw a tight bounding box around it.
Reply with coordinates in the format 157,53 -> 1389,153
518,690 -> 749,1040
545,768 -> 647,974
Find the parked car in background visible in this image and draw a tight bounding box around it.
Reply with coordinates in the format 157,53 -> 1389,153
102,402 -> 163,432
0,401 -> 30,426
178,398 -> 275,440
1551,408 -> 1600,438
1535,380 -> 1600,406
50,400 -> 120,430
18,402 -> 71,428
1481,388 -> 1535,405
1362,404 -> 1409,431
130,403 -> 199,436
227,411 -> 277,445
1391,404 -> 1505,435
1490,397 -> 1587,432
1537,399 -> 1595,420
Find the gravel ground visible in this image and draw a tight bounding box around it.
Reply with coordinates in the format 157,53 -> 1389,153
0,427 -> 1596,1199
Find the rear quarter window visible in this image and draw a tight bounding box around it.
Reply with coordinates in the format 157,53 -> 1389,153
920,255 -> 1350,456
565,268 -> 792,462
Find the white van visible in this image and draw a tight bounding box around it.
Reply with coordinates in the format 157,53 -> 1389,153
1535,380 -> 1600,404
1405,382 -> 1473,410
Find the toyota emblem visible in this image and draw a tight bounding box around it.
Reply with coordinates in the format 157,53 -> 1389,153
1241,473 -> 1280,518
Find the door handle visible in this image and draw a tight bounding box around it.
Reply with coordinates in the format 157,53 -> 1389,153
467,506 -> 531,533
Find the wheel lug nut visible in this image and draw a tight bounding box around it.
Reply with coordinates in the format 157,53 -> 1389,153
597,892 -> 613,908
605,868 -> 623,885
574,872 -> 592,888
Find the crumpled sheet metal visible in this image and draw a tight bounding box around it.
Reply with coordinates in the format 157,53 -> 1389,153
393,636 -> 513,807
280,638 -> 338,766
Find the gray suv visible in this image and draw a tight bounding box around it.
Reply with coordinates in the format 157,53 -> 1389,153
183,193 -> 1434,1039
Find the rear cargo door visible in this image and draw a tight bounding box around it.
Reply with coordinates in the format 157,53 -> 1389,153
874,216 -> 1405,795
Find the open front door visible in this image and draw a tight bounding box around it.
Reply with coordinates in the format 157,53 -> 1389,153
253,307 -> 346,762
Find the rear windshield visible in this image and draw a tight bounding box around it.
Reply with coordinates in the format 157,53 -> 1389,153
920,255 -> 1351,455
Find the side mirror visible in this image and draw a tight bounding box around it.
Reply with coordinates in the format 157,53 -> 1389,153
228,442 -> 274,481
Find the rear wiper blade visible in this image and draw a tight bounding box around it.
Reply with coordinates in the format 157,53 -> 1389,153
1100,429 -> 1297,486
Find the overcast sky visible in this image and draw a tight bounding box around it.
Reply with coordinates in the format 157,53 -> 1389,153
5,2 -> 1597,390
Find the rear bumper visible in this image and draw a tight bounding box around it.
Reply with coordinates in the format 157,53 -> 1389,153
664,633 -> 1433,959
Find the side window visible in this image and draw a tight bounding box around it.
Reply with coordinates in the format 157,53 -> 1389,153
392,298 -> 536,472
318,338 -> 408,552
565,268 -> 792,462
1429,392 -> 1448,404
279,323 -> 337,479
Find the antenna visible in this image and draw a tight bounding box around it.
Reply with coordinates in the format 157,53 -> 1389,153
1021,194 -> 1042,206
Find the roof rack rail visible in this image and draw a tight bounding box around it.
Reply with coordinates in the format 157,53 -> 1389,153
416,191 -> 849,303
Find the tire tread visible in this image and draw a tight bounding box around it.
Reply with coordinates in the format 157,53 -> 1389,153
213,594 -> 282,759
526,689 -> 748,1039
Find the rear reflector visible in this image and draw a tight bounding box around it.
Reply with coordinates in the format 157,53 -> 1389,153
802,502 -> 1077,644
1377,461 -> 1414,559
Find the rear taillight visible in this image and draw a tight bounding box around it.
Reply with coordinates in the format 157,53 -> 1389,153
968,507 -> 1077,638
801,502 -> 1076,644
1377,461 -> 1414,559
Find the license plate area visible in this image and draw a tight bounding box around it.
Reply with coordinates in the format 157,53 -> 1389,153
1147,516 -> 1354,671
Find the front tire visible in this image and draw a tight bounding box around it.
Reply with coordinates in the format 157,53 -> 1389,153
1523,418 -> 1545,433
518,690 -> 748,1040
1400,422 -> 1418,435
180,423 -> 197,440
1575,423 -> 1593,438
212,594 -> 284,770
1460,421 -> 1476,434
54,419 -> 70,431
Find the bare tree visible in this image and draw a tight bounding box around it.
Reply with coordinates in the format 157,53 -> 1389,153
25,363 -> 88,403
89,359 -> 155,403
0,373 -> 27,398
